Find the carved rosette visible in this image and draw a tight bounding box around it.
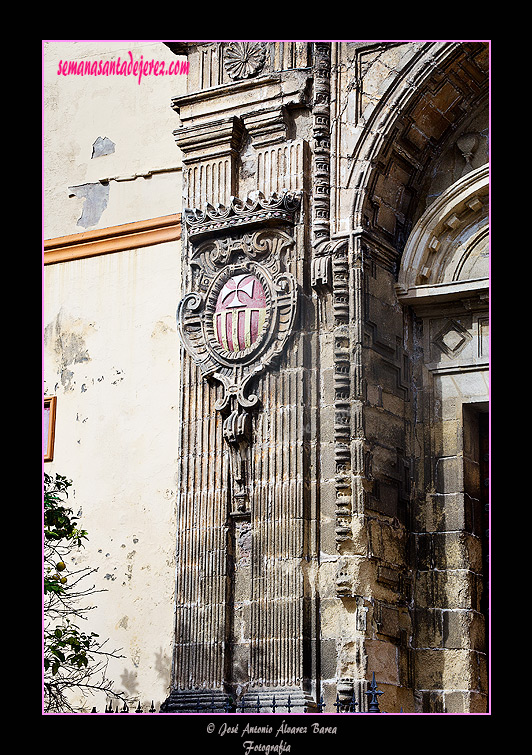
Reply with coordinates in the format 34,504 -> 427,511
224,41 -> 266,80
177,218 -> 299,513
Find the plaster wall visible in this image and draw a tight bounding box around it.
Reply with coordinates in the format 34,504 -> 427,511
44,242 -> 181,710
43,40 -> 186,238
43,40 -> 188,710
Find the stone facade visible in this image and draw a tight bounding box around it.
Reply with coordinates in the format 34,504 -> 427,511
163,41 -> 489,713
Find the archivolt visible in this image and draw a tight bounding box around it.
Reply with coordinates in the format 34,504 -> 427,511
396,164 -> 489,299
346,42 -> 489,257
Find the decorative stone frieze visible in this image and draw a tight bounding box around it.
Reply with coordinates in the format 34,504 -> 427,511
311,42 -> 332,247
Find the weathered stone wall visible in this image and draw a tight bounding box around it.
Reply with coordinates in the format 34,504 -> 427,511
326,41 -> 489,713
166,40 -> 489,713
408,303 -> 489,712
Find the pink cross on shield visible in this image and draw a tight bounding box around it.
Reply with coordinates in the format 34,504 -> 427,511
214,274 -> 267,352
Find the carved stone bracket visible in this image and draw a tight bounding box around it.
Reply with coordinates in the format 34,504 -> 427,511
177,220 -> 299,511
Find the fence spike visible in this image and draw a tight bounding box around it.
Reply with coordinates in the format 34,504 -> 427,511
74,681 -> 386,714
366,672 -> 383,713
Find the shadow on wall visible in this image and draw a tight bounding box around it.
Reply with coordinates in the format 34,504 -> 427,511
115,647 -> 173,701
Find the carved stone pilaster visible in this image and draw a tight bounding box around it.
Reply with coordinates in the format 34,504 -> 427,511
170,184 -> 313,707
176,214 -> 299,512
308,45 -> 357,576
173,115 -> 245,209
311,42 -> 331,248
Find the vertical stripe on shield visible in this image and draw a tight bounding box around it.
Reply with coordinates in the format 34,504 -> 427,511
244,308 -> 252,349
216,310 -> 229,351
214,308 -> 266,352
232,309 -> 239,352
256,308 -> 266,345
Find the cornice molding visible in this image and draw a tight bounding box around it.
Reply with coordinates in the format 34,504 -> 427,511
44,214 -> 181,265
184,190 -> 301,240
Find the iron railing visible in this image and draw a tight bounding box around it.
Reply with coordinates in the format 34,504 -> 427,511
90,673 -> 385,714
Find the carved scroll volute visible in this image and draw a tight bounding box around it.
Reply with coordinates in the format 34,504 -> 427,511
176,222 -> 299,513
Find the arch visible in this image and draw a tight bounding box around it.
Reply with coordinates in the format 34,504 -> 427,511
345,42 -> 489,256
396,164 -> 489,302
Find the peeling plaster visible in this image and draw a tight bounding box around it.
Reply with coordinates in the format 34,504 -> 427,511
68,181 -> 110,228
91,136 -> 115,158
44,308 -> 92,392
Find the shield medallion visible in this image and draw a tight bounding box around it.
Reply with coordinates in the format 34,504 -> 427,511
213,273 -> 267,353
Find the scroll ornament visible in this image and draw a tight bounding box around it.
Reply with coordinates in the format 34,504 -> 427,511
177,226 -> 298,514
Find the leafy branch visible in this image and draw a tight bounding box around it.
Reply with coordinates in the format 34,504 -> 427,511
43,473 -> 125,713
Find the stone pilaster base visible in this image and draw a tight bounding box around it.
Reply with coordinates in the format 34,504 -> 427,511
160,689 -> 232,713
161,688 -> 317,713
239,688 -> 317,713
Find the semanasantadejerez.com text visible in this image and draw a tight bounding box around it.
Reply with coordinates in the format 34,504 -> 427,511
57,51 -> 189,84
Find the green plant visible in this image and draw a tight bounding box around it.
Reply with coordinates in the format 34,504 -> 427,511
43,473 -> 124,712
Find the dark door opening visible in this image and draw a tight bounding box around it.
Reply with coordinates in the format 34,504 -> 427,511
479,411 -> 489,649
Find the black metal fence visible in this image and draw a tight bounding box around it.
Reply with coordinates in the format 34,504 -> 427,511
90,673 -> 385,714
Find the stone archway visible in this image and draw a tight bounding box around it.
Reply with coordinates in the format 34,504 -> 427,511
396,162 -> 489,712
324,40 -> 489,712
346,42 -> 489,250
397,164 -> 489,298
